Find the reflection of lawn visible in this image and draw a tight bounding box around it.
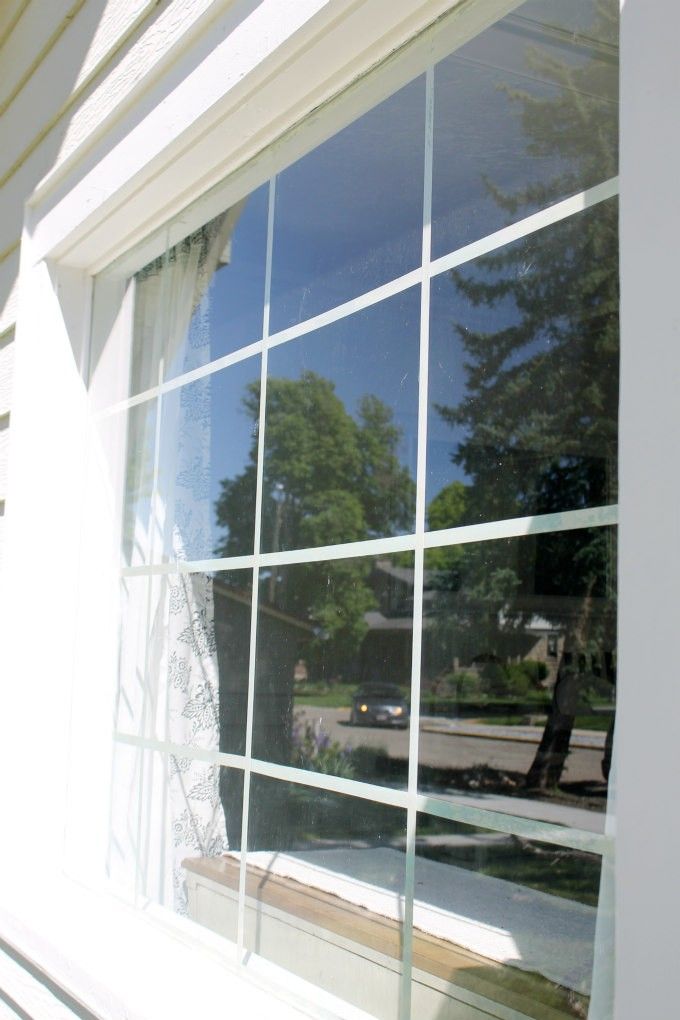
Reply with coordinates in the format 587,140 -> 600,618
416,822 -> 601,908
294,685 -> 353,708
481,714 -> 610,733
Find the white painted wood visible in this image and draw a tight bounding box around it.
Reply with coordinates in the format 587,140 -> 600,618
0,250 -> 20,335
0,422 -> 9,498
0,334 -> 14,417
616,0 -> 680,1017
0,944 -> 87,1020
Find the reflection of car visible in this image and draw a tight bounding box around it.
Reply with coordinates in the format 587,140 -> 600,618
350,684 -> 409,728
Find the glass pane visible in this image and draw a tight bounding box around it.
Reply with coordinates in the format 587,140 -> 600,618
136,752 -> 244,935
145,569 -> 252,751
253,553 -> 414,788
108,741 -> 143,895
270,76 -> 425,332
427,200 -> 618,528
115,576 -> 150,737
158,356 -> 261,561
164,186 -> 269,380
431,0 -> 618,259
260,289 -> 420,553
419,528 -> 616,831
243,775 -> 406,1019
94,399 -> 157,567
412,813 -> 602,1019
129,255 -> 166,396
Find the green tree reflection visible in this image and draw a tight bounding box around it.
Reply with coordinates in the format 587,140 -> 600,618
216,371 -> 415,673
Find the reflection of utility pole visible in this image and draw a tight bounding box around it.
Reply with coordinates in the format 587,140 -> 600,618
268,482 -> 285,603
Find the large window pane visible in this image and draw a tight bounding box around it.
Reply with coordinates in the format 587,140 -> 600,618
419,528 -> 616,831
242,775 -> 406,1020
427,200 -> 619,529
412,813 -> 602,1019
164,186 -> 269,381
431,0 -> 618,259
157,356 -> 261,561
270,76 -> 425,332
260,290 -> 420,554
253,553 -> 414,788
143,569 -> 252,752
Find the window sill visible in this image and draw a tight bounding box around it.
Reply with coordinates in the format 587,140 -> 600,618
184,852 -> 590,1020
0,870 -> 374,1020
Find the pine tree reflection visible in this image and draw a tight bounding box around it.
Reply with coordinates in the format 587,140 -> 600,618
426,0 -> 618,793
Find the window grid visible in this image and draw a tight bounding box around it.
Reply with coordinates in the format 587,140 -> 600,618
104,48 -> 618,1016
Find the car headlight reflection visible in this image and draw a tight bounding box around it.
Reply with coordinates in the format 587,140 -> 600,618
360,704 -> 368,712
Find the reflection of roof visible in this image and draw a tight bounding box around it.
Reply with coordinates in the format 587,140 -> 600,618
364,611 -> 413,631
374,559 -> 415,587
212,577 -> 315,633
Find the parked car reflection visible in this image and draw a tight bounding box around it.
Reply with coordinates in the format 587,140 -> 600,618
350,683 -> 409,728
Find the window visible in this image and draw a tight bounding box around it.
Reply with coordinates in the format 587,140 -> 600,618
92,1 -> 619,1017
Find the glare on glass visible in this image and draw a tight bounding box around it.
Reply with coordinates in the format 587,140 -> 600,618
157,356 -> 261,561
431,0 -> 618,259
270,75 -> 425,332
163,186 -> 269,381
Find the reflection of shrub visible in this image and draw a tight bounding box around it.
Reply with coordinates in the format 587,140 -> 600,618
480,661 -> 510,697
446,671 -> 482,699
479,659 -> 548,697
291,714 -> 355,779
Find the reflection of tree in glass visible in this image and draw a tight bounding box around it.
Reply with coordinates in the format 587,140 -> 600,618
431,2 -> 618,788
216,371 -> 415,674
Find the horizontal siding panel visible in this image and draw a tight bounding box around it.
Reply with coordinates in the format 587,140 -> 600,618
0,0 -> 83,113
0,335 -> 14,417
36,0 -> 229,196
0,0 -> 30,52
0,0 -> 159,183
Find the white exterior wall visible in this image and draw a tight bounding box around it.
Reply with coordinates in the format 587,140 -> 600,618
0,0 -> 678,1017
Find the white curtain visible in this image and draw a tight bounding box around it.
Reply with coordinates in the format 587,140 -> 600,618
144,206 -> 245,913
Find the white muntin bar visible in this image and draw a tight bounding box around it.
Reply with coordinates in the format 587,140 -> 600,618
429,175 -> 619,280
400,63 -> 435,1020
121,554 -> 257,577
424,504 -> 619,550
267,267 -> 423,351
120,504 -> 618,577
115,732 -> 246,771
94,178 -> 617,420
237,175 -> 277,954
413,792 -> 609,857
114,731 -> 608,856
159,338 -> 263,394
94,385 -> 160,421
